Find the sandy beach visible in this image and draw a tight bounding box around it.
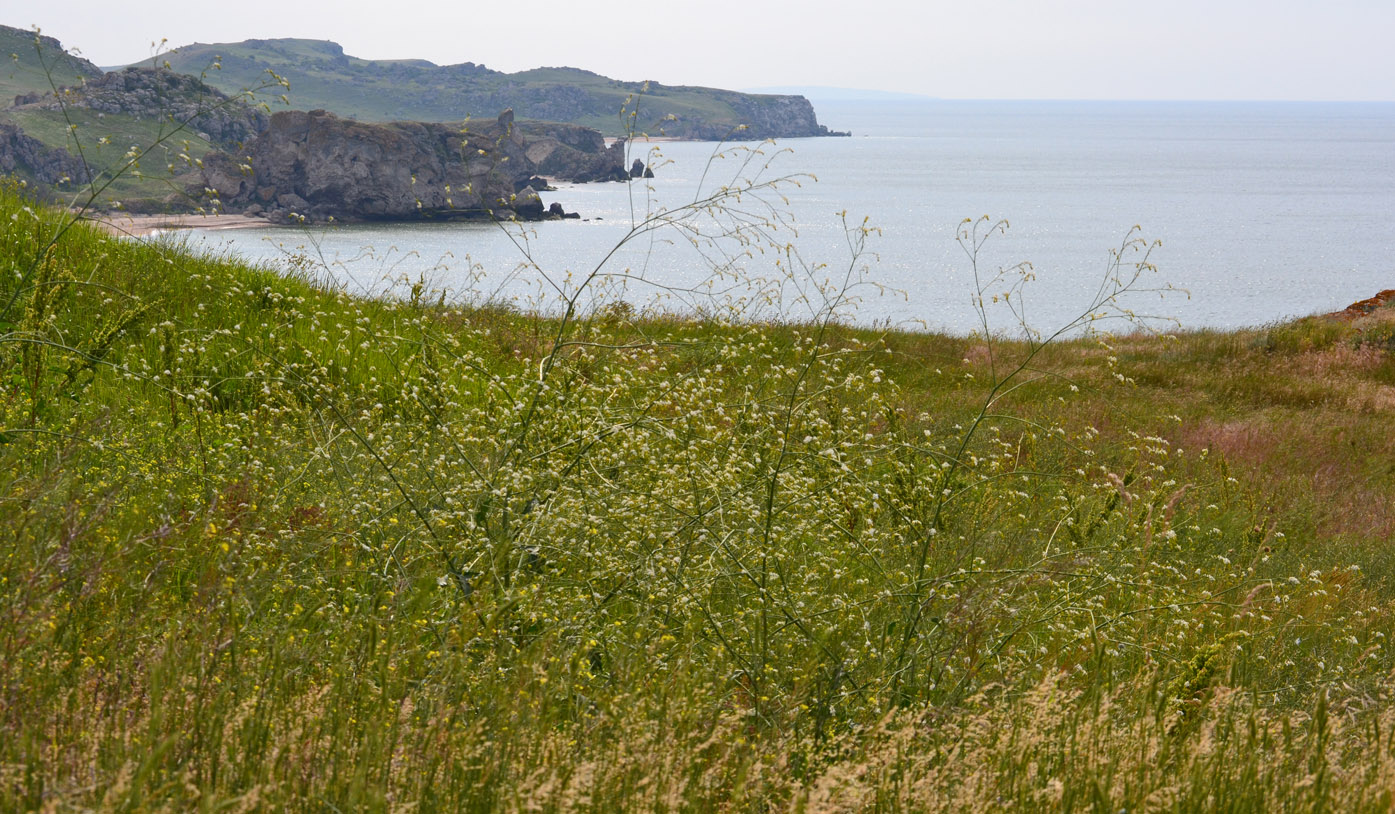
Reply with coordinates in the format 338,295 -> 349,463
603,135 -> 683,147
85,212 -> 274,238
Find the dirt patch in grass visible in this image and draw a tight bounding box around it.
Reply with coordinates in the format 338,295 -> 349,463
1331,289 -> 1395,320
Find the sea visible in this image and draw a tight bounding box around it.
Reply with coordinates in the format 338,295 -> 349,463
187,100 -> 1395,336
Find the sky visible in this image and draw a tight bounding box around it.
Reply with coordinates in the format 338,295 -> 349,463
5,0 -> 1394,101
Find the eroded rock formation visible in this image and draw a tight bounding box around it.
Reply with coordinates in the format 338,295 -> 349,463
0,123 -> 90,187
517,120 -> 630,183
14,68 -> 268,150
200,108 -> 626,222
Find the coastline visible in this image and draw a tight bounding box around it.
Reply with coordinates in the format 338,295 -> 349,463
604,135 -> 683,147
84,212 -> 274,238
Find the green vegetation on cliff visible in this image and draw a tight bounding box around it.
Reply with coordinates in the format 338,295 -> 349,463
2,103 -> 220,204
3,178 -> 1395,809
0,25 -> 842,219
0,25 -> 101,102
137,37 -> 842,139
1,27 -> 276,210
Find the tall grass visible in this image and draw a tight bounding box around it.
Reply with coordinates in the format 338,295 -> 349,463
3,37 -> 1395,807
3,178 -> 1394,810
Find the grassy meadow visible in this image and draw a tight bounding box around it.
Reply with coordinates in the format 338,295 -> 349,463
2,179 -> 1395,811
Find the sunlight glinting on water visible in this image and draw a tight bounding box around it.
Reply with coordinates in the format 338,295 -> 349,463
190,100 -> 1395,335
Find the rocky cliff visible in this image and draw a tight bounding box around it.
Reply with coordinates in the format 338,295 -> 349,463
13,68 -> 268,150
627,84 -> 844,140
0,123 -> 91,188
0,33 -> 633,220
515,120 -> 629,182
144,38 -> 847,140
0,24 -> 103,102
200,109 -> 627,222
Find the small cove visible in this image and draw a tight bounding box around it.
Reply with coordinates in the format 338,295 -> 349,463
188,100 -> 1395,334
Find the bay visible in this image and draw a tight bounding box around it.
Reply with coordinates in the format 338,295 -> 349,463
188,100 -> 1395,335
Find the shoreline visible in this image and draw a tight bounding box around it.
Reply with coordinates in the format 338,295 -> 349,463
603,135 -> 683,147
84,212 -> 275,238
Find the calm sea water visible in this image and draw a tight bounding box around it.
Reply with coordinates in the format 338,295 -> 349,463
188,100 -> 1395,334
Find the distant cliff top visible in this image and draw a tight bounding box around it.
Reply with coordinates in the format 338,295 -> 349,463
11,66 -> 268,150
132,37 -> 843,140
0,24 -> 103,102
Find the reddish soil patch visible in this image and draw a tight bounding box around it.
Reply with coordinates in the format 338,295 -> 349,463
1331,289 -> 1395,320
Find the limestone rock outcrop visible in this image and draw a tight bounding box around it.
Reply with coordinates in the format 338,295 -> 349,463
517,121 -> 630,183
637,89 -> 849,140
200,108 -> 625,222
0,123 -> 90,187
14,68 -> 267,150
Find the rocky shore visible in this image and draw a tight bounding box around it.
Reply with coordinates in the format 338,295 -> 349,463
0,123 -> 91,188
13,67 -> 268,150
197,108 -> 632,223
1,25 -> 859,226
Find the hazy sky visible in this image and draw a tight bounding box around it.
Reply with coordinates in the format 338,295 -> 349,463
7,0 -> 1394,101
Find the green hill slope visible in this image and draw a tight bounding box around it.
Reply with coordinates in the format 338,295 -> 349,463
0,25 -> 102,102
3,184 -> 1395,809
136,37 -> 842,139
1,59 -> 271,210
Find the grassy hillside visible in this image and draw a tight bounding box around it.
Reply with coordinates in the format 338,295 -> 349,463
139,38 -> 832,138
3,183 -> 1395,809
0,25 -> 102,102
2,105 -> 214,204
1,57 -> 276,212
